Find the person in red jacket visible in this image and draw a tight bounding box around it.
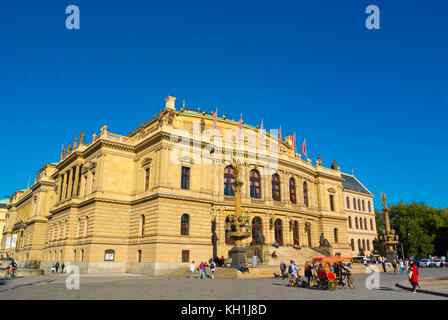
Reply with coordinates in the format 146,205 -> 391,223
408,259 -> 420,293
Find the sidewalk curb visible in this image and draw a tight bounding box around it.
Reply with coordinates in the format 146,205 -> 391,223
395,283 -> 448,298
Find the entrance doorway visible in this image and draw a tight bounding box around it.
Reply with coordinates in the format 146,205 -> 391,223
274,219 -> 283,246
251,217 -> 263,245
292,221 -> 299,245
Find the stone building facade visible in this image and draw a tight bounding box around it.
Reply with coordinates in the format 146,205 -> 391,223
1,95 -> 377,274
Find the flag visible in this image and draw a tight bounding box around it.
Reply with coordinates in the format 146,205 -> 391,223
258,119 -> 264,144
278,126 -> 282,145
290,132 -> 296,151
302,138 -> 307,157
213,108 -> 217,129
238,113 -> 243,136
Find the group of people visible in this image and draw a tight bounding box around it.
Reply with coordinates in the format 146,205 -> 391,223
189,260 -> 216,279
51,262 -> 65,273
237,262 -> 250,274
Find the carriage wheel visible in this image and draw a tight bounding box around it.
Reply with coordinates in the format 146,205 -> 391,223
348,275 -> 355,289
329,279 -> 338,291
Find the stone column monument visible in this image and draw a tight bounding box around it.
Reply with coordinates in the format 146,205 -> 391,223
228,159 -> 251,268
379,192 -> 399,262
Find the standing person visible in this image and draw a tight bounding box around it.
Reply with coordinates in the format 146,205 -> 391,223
55,262 -> 60,273
61,263 -> 65,273
409,260 -> 420,293
381,257 -> 387,272
399,259 -> 404,274
280,262 -> 287,279
210,260 -> 216,279
392,259 -> 397,274
304,261 -> 313,288
189,261 -> 195,279
288,260 -> 298,285
203,262 -> 209,278
220,256 -> 225,267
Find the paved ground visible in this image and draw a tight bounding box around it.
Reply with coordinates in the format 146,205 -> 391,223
398,275 -> 448,295
0,268 -> 446,300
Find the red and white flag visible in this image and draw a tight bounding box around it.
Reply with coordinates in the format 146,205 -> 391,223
290,132 -> 296,151
278,126 -> 282,145
213,108 -> 217,129
302,138 -> 307,157
238,113 -> 243,136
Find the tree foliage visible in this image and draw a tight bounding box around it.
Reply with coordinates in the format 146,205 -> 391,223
387,202 -> 448,257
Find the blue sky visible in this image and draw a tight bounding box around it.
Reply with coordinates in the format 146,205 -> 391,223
0,0 -> 447,209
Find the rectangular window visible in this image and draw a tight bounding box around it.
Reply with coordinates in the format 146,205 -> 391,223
138,250 -> 142,263
182,250 -> 190,263
145,168 -> 150,191
330,195 -> 335,211
91,171 -> 95,193
104,249 -> 115,261
181,167 -> 190,190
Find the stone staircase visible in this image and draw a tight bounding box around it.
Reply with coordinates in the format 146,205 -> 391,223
263,246 -> 324,268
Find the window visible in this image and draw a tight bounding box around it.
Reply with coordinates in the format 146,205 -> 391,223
181,167 -> 190,190
289,178 -> 296,204
91,171 -> 96,193
370,219 -> 373,231
144,168 -> 150,191
351,239 -> 355,251
367,240 -> 370,251
368,201 -> 371,212
360,218 -> 363,229
362,200 -> 365,211
65,171 -> 71,199
358,199 -> 361,212
81,249 -> 84,262
358,239 -> 361,252
224,166 -> 235,196
355,217 -> 359,229
272,174 -> 281,201
334,228 -> 338,243
303,182 -> 308,207
329,195 -> 335,211
250,170 -> 261,199
353,198 -> 356,210
140,215 -> 145,236
348,216 -> 352,229
138,250 -> 142,262
83,175 -> 87,196
73,250 -> 77,262
104,249 -> 115,261
181,214 -> 190,236
346,197 -> 350,209
182,250 -> 190,263
362,239 -> 366,250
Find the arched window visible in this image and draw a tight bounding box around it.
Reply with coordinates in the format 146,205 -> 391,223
289,178 -> 296,204
359,218 -> 363,229
272,174 -> 281,201
351,239 -> 355,251
329,195 -> 335,211
224,166 -> 235,196
368,201 -> 371,212
355,217 -> 359,229
362,200 -> 365,211
358,239 -> 361,252
367,239 -> 370,251
358,199 -> 361,211
362,239 -> 366,250
250,170 -> 261,199
225,215 -> 235,245
303,182 -> 309,207
334,228 -> 338,243
370,219 -> 374,231
140,215 -> 145,236
181,214 -> 189,236
364,218 -> 367,230
348,216 -> 352,229
353,198 -> 357,210
346,197 -> 350,209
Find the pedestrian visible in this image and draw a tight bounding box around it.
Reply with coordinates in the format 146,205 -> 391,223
392,259 -> 397,274
304,261 -> 313,287
203,262 -> 209,278
210,260 -> 216,279
51,263 -> 56,273
280,262 -> 287,279
408,259 -> 420,293
198,262 -> 204,279
381,258 -> 387,272
61,263 -> 65,273
399,259 -> 404,274
220,256 -> 225,267
190,261 -> 195,279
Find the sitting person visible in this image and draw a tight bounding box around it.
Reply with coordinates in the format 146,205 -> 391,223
271,251 -> 278,258
272,241 -> 279,249
242,262 -> 250,273
293,242 -> 302,250
237,262 -> 244,273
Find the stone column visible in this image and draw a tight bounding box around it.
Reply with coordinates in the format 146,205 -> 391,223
73,165 -> 80,197
67,167 -> 74,200
56,176 -> 62,203
61,172 -> 68,202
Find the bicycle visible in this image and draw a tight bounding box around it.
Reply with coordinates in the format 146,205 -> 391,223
4,268 -> 16,279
